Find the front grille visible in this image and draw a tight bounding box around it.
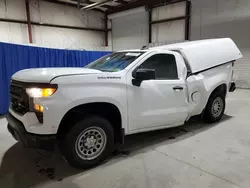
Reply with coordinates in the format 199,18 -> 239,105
10,80 -> 29,115
11,97 -> 29,115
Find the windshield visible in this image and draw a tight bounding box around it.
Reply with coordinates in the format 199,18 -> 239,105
85,52 -> 144,72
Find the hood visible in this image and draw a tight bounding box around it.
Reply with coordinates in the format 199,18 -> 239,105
12,68 -> 102,83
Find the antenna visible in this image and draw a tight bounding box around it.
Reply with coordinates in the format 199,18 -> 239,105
141,46 -> 148,50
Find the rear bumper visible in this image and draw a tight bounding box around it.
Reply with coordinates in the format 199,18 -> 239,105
229,82 -> 236,92
6,113 -> 57,150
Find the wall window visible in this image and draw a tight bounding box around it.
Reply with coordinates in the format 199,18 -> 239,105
139,54 -> 178,79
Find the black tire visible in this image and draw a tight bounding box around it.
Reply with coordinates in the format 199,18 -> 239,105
61,115 -> 114,169
203,92 -> 225,123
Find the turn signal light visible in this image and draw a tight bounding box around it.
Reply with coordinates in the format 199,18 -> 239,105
34,104 -> 44,113
42,88 -> 57,97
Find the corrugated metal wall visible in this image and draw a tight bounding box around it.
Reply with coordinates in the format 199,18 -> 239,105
191,0 -> 250,88
0,0 -> 107,51
110,2 -> 186,51
151,1 -> 186,42
109,0 -> 250,88
111,7 -> 149,51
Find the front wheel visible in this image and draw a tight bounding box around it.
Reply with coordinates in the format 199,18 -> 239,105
61,116 -> 114,169
203,93 -> 225,123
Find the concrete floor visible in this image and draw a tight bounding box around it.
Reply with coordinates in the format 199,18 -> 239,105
0,89 -> 250,188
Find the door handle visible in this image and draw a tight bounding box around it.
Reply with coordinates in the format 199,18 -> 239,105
173,86 -> 183,91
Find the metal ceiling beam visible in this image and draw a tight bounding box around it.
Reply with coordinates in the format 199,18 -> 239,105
72,0 -> 113,11
79,0 -> 125,10
114,0 -> 129,4
32,22 -> 105,31
0,18 -> 27,24
150,15 -> 187,24
43,0 -> 82,8
185,0 -> 191,40
104,14 -> 108,46
148,9 -> 152,43
81,0 -> 113,10
107,0 -> 186,14
71,0 -> 96,6
151,0 -> 186,8
107,0 -> 151,14
102,4 -> 115,9
0,18 -> 105,32
25,0 -> 33,43
42,0 -> 105,13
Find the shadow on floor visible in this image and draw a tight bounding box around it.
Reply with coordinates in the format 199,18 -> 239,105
120,114 -> 232,154
0,114 -> 232,188
0,143 -> 82,188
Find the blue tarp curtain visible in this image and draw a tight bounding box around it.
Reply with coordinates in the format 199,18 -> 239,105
0,42 -> 111,114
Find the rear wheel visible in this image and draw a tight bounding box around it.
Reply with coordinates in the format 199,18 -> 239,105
61,116 -> 114,169
203,92 -> 225,123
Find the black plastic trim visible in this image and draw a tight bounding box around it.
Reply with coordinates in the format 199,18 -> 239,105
229,82 -> 236,92
10,81 -> 29,115
12,80 -> 57,88
6,113 -> 56,150
173,86 -> 184,90
121,128 -> 125,145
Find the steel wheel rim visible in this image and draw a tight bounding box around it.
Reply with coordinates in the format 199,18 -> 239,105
211,97 -> 223,118
75,126 -> 107,161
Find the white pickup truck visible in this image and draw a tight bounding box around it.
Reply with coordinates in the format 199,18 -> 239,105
7,38 -> 242,168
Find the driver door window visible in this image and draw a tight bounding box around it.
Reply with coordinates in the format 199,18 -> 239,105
138,54 -> 178,80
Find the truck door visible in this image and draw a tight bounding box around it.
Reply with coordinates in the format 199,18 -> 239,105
126,51 -> 189,132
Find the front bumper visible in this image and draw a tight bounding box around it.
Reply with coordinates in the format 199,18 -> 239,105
6,113 -> 57,150
229,82 -> 236,92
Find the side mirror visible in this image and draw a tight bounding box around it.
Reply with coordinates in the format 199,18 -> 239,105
132,68 -> 156,86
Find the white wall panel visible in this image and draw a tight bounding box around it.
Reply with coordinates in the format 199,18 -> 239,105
32,25 -> 106,51
151,2 -> 186,44
111,7 -> 148,51
0,0 -> 26,20
30,0 -> 104,29
190,0 -> 250,88
0,0 -> 106,51
152,20 -> 185,42
0,21 -> 28,44
0,1 -> 6,18
152,1 -> 186,21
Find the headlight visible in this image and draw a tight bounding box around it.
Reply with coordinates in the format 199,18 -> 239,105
26,87 -> 57,98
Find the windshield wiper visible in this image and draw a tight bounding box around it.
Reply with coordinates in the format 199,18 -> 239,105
92,68 -> 113,72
